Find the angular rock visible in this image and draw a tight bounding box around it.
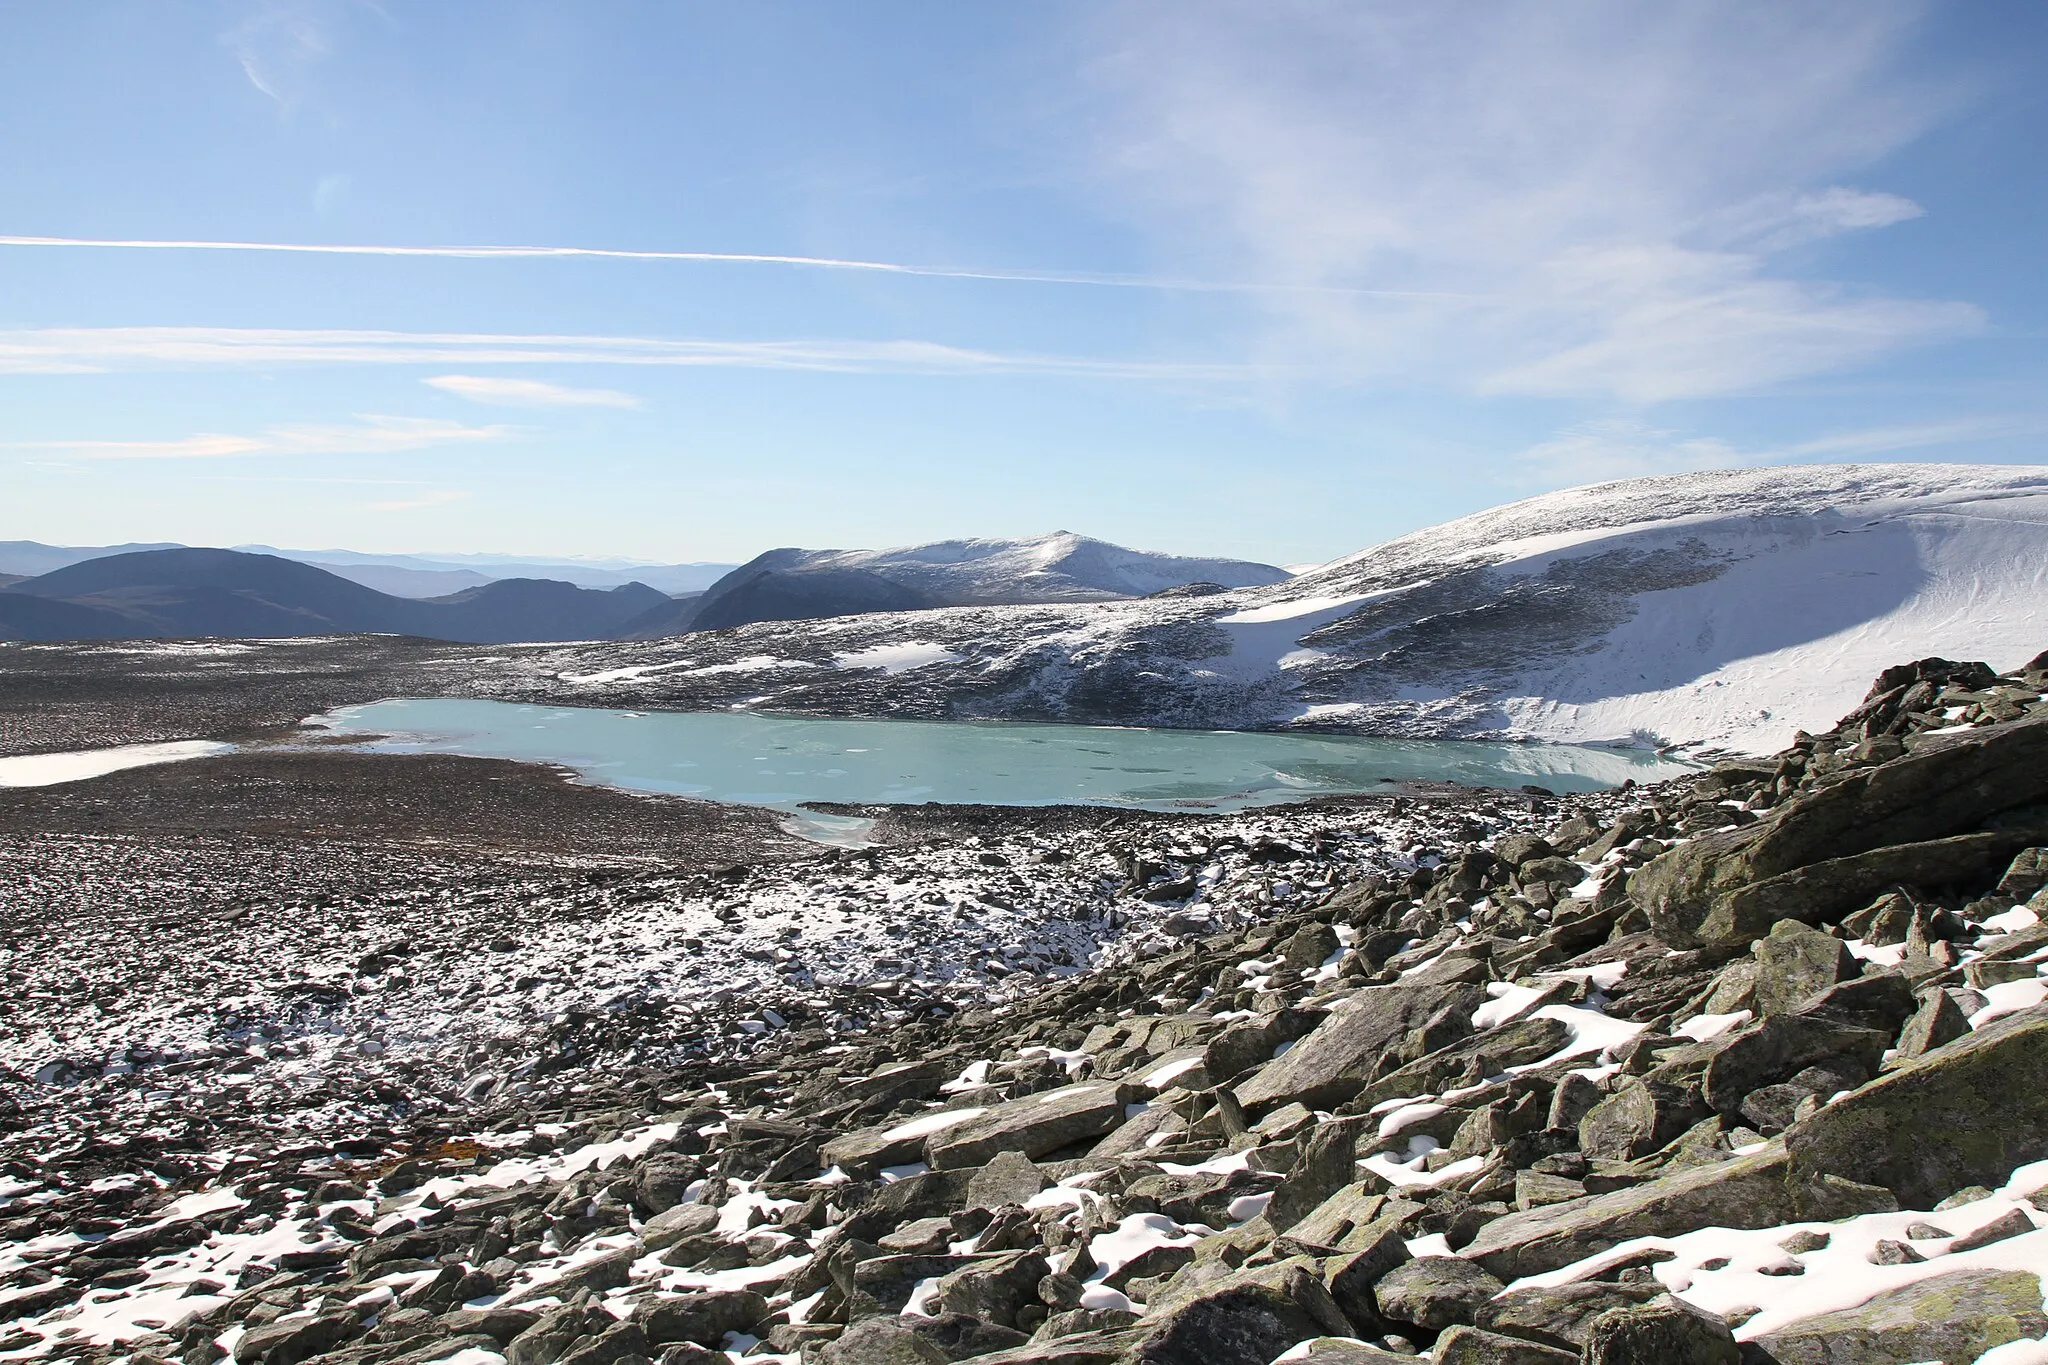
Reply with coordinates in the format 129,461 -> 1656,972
964,1151 -> 1045,1211
1462,1146 -> 1897,1280
1121,1282 -> 1324,1365
933,1248 -> 1048,1328
1273,1339 -> 1411,1363
1432,1324 -> 1575,1364
923,1083 -> 1133,1170
438,1308 -> 543,1345
817,1319 -> 949,1365
1322,1226 -> 1411,1334
1892,988 -> 1970,1060
1268,1118 -> 1368,1232
1370,1256 -> 1504,1333
1785,1009 -> 2048,1207
1581,1295 -> 1739,1365
1579,1076 -> 1708,1162
237,1312 -> 360,1365
1948,1208 -> 2037,1253
1752,1269 -> 2048,1365
1649,1012 -> 1889,1119
554,1321 -> 648,1365
1632,711 -> 2048,946
1751,923 -> 1857,1016
1792,972 -> 1916,1035
1353,1014 -> 1573,1111
503,1248 -> 636,1306
634,1291 -> 767,1347
506,1306 -> 612,1365
1233,965 -> 1489,1113
1476,1282 -> 1663,1350
638,1202 -> 719,1251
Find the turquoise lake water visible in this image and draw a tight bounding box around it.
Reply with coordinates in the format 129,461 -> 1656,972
314,698 -> 1689,819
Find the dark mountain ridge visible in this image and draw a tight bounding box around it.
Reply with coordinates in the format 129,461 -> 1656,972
0,548 -> 667,645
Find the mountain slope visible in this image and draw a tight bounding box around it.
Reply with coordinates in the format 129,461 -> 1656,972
0,548 -> 670,645
504,464 -> 2048,753
622,532 -> 1289,636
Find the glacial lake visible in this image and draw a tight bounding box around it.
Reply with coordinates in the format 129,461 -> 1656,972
312,699 -> 1691,828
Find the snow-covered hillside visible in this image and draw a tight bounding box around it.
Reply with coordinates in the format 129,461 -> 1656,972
483,465 -> 2048,754
752,531 -> 1290,604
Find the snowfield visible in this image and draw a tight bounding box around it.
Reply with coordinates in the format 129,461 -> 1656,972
482,465 -> 2048,754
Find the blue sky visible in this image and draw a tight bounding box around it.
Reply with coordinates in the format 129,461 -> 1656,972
2,1 -> 2044,567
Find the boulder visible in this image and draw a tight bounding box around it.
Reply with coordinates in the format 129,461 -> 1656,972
506,1306 -> 613,1365
869,1313 -> 1030,1361
1121,1282 -> 1325,1365
1751,1269 -> 2048,1365
1352,1014 -> 1573,1111
1581,1295 -> 1739,1365
552,1321 -> 648,1365
1322,1226 -> 1411,1333
1893,988 -> 1971,1058
933,1249 -> 1048,1328
964,1151 -> 1045,1211
1370,1256 -> 1504,1333
824,1107 -> 986,1177
1750,923 -> 1856,1015
1268,1118 -> 1368,1232
1785,1009 -> 2048,1207
638,1202 -> 719,1251
1272,1339 -> 1412,1363
1476,1282 -> 1663,1351
817,1319 -> 948,1365
436,1308 -> 542,1344
845,1254 -> 984,1320
633,1291 -> 767,1347
1631,711 -> 2048,946
237,1313 -> 360,1365
1578,1076 -> 1709,1162
1792,973 -> 1916,1035
1647,1012 -> 1889,1118
1461,1145 -> 1896,1280
1432,1324 -> 1575,1364
1233,966 -> 1489,1113
923,1084 -> 1134,1170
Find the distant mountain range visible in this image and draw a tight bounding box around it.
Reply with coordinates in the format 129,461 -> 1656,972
0,548 -> 669,644
0,541 -> 737,598
0,533 -> 1287,644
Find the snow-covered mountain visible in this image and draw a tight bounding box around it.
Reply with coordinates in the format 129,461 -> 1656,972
482,465 -> 2048,753
618,531 -> 1291,635
786,531 -> 1292,603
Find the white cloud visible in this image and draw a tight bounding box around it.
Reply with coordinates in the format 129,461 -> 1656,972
16,414 -> 519,460
1084,0 -> 1976,401
0,325 -> 1264,383
424,375 -> 642,409
1519,414 -> 2047,484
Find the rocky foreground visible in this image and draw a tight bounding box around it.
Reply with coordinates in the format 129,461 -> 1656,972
5,655 -> 2048,1365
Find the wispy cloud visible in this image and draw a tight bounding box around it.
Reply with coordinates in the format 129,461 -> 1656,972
0,235 -> 1469,298
424,375 -> 642,409
0,325 -> 1266,383
225,0 -> 335,105
1519,414 -> 2048,484
13,414 -> 519,460
1086,1 -> 1978,401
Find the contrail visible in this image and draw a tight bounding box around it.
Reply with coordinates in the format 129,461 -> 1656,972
0,234 -> 1474,299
